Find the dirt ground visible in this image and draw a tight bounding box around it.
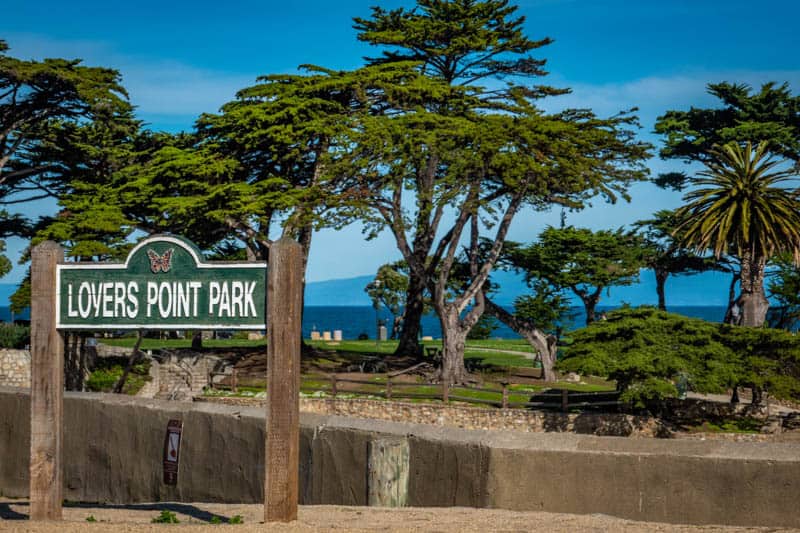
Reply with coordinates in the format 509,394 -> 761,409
0,500 -> 796,533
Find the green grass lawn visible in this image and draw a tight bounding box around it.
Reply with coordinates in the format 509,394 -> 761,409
307,339 -> 537,369
101,337 -> 267,350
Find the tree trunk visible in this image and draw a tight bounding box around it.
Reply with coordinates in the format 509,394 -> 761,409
64,333 -> 80,391
731,385 -> 740,404
390,315 -> 402,340
739,252 -> 769,327
191,332 -> 203,350
113,331 -> 144,394
723,271 -> 741,324
394,270 -> 426,358
581,291 -> 601,325
484,298 -> 558,381
655,268 -> 668,311
438,306 -> 469,385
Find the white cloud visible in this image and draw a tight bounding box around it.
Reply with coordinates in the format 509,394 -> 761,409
542,69 -> 800,132
3,32 -> 257,124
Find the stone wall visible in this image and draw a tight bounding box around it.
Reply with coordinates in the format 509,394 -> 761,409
0,349 -> 30,388
201,396 -> 668,437
153,352 -> 221,400
1,387 -> 799,527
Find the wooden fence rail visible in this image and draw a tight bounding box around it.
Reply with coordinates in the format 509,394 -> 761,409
207,371 -> 622,412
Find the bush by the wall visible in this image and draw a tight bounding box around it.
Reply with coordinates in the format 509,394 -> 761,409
0,324 -> 30,349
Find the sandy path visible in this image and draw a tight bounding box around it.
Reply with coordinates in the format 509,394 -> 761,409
0,500 -> 793,532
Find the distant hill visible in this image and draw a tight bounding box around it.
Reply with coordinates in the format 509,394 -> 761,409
304,275 -> 375,306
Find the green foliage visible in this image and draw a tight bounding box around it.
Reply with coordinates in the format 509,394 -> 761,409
505,227 -> 645,324
717,325 -> 800,401
229,515 -> 244,524
354,0 -> 560,92
151,510 -> 180,524
8,275 -> 29,314
768,253 -> 800,330
467,313 -> 499,340
0,39 -> 130,192
209,516 -> 222,525
675,141 -> 800,262
0,40 -> 134,264
511,280 -> 574,334
365,262 -> 411,315
655,82 -> 800,169
559,307 -> 733,405
0,324 -> 30,349
85,515 -> 97,522
691,418 -> 763,434
86,356 -> 151,395
560,306 -> 800,405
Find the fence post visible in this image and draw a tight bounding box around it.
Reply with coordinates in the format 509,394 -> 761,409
232,368 -> 238,393
331,374 -> 338,397
561,389 -> 569,412
386,378 -> 393,400
501,382 -> 509,409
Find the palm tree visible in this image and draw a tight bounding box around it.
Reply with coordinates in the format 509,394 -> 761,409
674,141 -> 800,327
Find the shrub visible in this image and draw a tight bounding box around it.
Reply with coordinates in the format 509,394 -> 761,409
0,324 -> 30,349
152,510 -> 179,523
559,307 -> 732,406
86,356 -> 151,395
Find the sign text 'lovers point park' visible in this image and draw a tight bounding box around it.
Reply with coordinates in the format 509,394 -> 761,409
56,235 -> 267,329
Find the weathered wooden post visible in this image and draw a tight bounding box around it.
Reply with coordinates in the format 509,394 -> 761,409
561,389 -> 569,412
367,437 -> 409,507
30,241 -> 64,520
265,237 -> 303,522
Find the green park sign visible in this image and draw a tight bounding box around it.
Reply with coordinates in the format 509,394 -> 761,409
56,235 -> 267,330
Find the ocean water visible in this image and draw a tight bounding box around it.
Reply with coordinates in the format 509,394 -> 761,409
0,307 -> 29,323
0,305 -> 729,340
301,306 -> 729,340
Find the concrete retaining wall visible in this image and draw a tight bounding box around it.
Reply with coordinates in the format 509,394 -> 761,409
1,387 -> 798,527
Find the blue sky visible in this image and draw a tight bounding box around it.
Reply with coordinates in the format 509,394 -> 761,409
2,0 -> 800,293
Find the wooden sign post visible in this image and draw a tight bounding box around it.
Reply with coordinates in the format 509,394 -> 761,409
30,241 -> 65,520
28,234 -> 303,523
265,237 -> 302,522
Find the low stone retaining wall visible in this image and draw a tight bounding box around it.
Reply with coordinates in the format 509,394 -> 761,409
0,349 -> 29,388
199,396 -> 668,437
1,387 -> 799,527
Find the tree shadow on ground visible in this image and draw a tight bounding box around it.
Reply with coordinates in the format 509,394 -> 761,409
0,501 -> 234,523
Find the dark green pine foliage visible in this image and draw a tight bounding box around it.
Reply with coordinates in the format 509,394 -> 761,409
114,131 -> 245,251
0,39 -> 130,275
354,0 -> 559,96
655,82 -> 800,178
138,64 -> 419,262
717,325 -> 800,403
768,253 -> 800,330
505,227 -> 646,325
559,307 -> 735,406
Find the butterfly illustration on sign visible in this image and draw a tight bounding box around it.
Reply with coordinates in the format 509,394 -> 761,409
147,248 -> 174,274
